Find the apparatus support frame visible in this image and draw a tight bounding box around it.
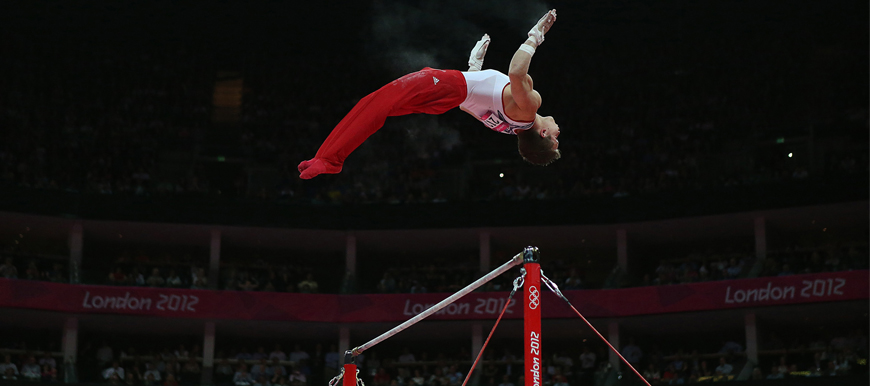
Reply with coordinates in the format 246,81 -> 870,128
345,249 -> 529,360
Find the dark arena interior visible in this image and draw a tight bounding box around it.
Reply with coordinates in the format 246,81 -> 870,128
0,1 -> 867,386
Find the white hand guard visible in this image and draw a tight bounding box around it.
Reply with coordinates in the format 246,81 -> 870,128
528,9 -> 556,46
467,34 -> 491,71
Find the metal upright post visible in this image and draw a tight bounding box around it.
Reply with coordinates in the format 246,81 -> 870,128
342,352 -> 357,386
523,247 -> 542,386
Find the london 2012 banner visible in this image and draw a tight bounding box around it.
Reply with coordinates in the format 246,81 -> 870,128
0,270 -> 865,322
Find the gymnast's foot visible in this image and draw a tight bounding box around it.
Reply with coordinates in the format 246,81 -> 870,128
298,158 -> 343,179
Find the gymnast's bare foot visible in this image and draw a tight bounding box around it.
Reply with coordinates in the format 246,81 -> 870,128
298,158 -> 343,179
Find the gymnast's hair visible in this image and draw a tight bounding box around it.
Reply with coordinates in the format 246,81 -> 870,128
517,129 -> 561,166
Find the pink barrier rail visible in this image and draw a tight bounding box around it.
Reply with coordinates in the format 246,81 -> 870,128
0,270 -> 865,322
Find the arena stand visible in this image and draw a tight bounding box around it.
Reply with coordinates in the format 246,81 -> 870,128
0,198 -> 867,386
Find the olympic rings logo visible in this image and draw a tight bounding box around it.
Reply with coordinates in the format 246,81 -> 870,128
528,286 -> 540,309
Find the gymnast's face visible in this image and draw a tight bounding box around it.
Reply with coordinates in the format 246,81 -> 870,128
537,116 -> 560,150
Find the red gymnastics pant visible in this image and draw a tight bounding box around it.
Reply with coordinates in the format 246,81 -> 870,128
298,67 -> 468,179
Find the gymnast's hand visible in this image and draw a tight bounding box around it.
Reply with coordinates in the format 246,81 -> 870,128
468,33 -> 491,72
528,9 -> 557,46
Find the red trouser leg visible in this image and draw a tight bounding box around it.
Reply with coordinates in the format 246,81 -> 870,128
298,90 -> 394,179
298,68 -> 466,179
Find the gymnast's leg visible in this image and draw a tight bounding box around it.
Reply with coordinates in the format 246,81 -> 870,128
298,68 -> 466,179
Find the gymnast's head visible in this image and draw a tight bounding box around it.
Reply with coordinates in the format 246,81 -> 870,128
517,115 -> 561,166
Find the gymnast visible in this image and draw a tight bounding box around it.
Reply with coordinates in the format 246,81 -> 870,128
298,9 -> 560,179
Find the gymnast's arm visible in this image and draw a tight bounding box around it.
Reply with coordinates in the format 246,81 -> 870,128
459,106 -> 485,123
508,9 -> 556,112
461,34 -> 490,120
507,42 -> 541,113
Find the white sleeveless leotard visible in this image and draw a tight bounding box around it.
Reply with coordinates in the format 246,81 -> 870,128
460,70 -> 534,135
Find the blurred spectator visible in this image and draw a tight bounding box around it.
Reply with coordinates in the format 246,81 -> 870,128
109,372 -> 123,385
269,358 -> 286,378
143,363 -> 161,382
621,338 -> 643,366
47,263 -> 66,283
109,268 -> 128,285
397,348 -> 416,364
289,345 -> 310,364
324,345 -> 340,380
21,356 -> 42,381
103,361 -> 126,380
235,348 -> 253,361
297,273 -> 319,293
496,374 -> 513,386
642,364 -> 660,383
0,258 -> 18,278
43,364 -> 59,382
563,269 -> 583,290
238,277 -> 259,291
2,367 -> 17,381
250,359 -> 269,379
165,270 -> 183,288
234,364 -> 254,386
97,342 -> 115,366
377,273 -> 397,293
146,269 -> 166,287
288,370 -> 306,386
714,357 -> 733,376
251,346 -> 268,360
181,358 -> 200,379
765,365 -> 784,380
174,345 -> 189,358
39,352 -> 57,369
373,368 -> 391,386
24,261 -> 41,280
164,373 -> 179,386
270,345 -> 287,361
719,340 -> 743,355
446,365 -> 463,386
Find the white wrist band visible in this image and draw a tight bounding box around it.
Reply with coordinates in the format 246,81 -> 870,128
518,44 -> 536,56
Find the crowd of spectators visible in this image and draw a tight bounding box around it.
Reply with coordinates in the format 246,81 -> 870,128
0,336 -> 63,383
103,265 -> 208,290
8,328 -> 855,386
82,249 -> 326,293
0,352 -> 61,383
636,238 -> 868,288
371,254 -> 587,295
220,267 -> 321,294
0,256 -> 67,283
0,34 -> 213,198
642,252 -> 755,287
67,341 -> 342,386
760,242 -> 869,278
627,330 -> 868,384
6,238 -> 865,295
1,1 -> 865,205
0,236 -> 69,283
90,249 -> 210,290
83,341 -> 207,385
